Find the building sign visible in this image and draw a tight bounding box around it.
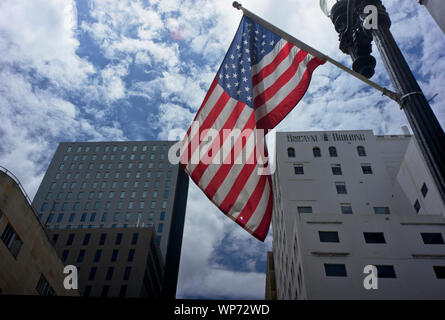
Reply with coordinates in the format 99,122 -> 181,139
286,132 -> 366,143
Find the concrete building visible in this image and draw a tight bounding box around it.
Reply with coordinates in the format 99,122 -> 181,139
269,129 -> 445,300
32,141 -> 189,298
0,167 -> 79,296
419,0 -> 445,33
48,227 -> 163,298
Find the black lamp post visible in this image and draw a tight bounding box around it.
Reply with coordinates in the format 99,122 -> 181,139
321,0 -> 445,204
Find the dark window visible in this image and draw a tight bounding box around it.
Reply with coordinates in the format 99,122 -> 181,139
101,285 -> 110,297
1,224 -> 23,258
94,250 -> 102,262
319,231 -> 339,243
421,183 -> 428,198
329,146 -> 337,157
421,233 -> 444,244
77,250 -> 85,263
373,207 -> 390,215
287,147 -> 295,158
335,182 -> 347,194
128,249 -> 135,262
433,266 -> 445,279
294,165 -> 304,175
297,206 -> 312,214
331,164 -> 342,175
364,232 -> 386,244
115,233 -> 123,245
84,285 -> 92,297
357,146 -> 366,156
52,234 -> 59,244
414,199 -> 421,213
35,274 -> 55,296
341,205 -> 353,214
313,147 -> 321,158
111,249 -> 119,262
124,267 -> 132,281
361,164 -> 373,174
83,234 -> 91,246
131,233 -> 138,245
62,250 -> 69,262
376,265 -> 396,278
324,264 -> 347,277
99,233 -> 107,245
88,267 -> 97,281
106,267 -> 114,281
119,285 -> 127,298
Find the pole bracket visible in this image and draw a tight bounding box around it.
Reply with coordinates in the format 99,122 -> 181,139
397,91 -> 423,109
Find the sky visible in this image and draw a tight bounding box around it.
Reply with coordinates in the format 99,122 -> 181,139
0,0 -> 444,299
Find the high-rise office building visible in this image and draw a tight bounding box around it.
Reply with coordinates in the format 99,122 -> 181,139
419,0 -> 445,33
268,129 -> 445,299
32,141 -> 189,298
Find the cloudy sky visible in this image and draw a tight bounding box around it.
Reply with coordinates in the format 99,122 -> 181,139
0,0 -> 444,299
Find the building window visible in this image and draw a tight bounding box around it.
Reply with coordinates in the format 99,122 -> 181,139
313,147 -> 321,158
119,286 -> 127,298
331,164 -> 342,175
361,164 -> 373,174
131,233 -> 138,245
160,211 -> 166,221
297,206 -> 312,214
62,250 -> 69,262
106,267 -> 114,281
1,223 -> 23,258
328,146 -> 337,157
88,267 -> 97,281
52,234 -> 59,244
123,267 -> 132,281
373,207 -> 390,215
35,274 -> 55,296
128,249 -> 135,262
99,233 -> 107,245
116,233 -> 123,245
77,250 -> 85,263
324,264 -> 347,277
421,183 -> 428,198
340,204 -> 353,214
335,182 -> 347,194
94,250 -> 102,262
433,266 -> 445,279
81,234 -> 90,246
421,233 -> 444,244
364,232 -> 386,244
287,147 -> 296,158
158,223 -> 164,233
66,234 -> 75,246
357,146 -> 367,157
84,286 -> 92,297
318,231 -> 340,243
111,249 -> 119,262
376,265 -> 396,278
294,165 -> 304,175
414,199 -> 421,213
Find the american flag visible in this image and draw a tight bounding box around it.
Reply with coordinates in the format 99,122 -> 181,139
180,15 -> 324,241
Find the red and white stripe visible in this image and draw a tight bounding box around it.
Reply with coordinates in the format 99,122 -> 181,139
180,39 -> 324,241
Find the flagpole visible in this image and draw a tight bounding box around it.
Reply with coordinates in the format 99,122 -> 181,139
232,1 -> 401,103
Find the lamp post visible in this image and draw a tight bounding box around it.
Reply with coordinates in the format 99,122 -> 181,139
320,0 -> 445,204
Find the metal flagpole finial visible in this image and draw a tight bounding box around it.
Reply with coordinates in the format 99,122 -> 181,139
232,1 -> 242,10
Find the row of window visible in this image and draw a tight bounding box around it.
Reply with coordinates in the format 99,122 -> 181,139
414,183 -> 429,214
297,205 -> 390,215
288,145 -> 367,158
45,188 -> 170,202
63,152 -> 166,163
41,199 -> 169,212
84,284 -> 127,298
61,247 -> 136,264
54,170 -> 172,181
66,144 -> 166,154
293,163 -> 373,175
317,231 -> 444,245
58,161 -> 172,172
47,179 -> 170,193
46,211 -> 166,225
324,263 -> 445,279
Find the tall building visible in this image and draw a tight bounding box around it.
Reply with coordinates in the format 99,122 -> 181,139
419,0 -> 445,33
269,130 -> 445,300
0,167 -> 79,296
32,141 -> 189,298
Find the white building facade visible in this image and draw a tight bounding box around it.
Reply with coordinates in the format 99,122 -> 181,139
271,130 -> 445,300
